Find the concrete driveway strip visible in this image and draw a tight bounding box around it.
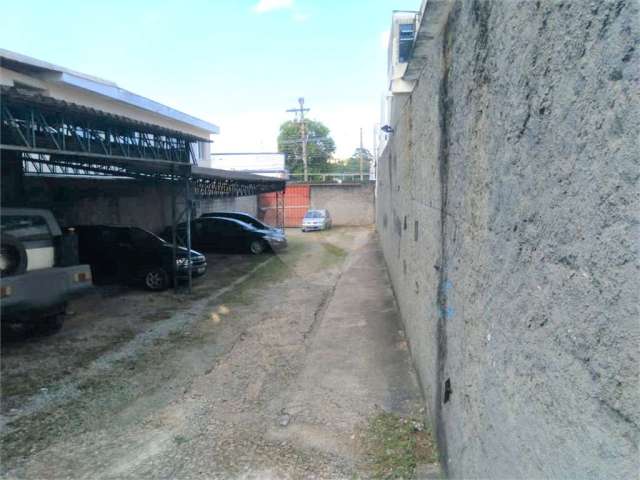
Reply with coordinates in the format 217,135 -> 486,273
268,232 -> 423,459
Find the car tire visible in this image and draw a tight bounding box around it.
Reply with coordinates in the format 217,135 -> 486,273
249,240 -> 265,255
0,233 -> 28,276
35,313 -> 65,336
143,267 -> 169,291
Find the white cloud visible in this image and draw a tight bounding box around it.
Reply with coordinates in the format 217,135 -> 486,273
252,0 -> 293,13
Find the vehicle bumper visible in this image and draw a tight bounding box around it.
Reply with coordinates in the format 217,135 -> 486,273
176,262 -> 208,278
302,224 -> 324,231
1,265 -> 93,318
266,238 -> 288,250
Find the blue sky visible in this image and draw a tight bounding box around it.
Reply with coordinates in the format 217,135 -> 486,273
0,0 -> 418,158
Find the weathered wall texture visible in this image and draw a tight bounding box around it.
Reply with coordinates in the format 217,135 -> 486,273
376,1 -> 639,478
199,195 -> 258,218
310,183 -> 374,225
19,177 -> 257,233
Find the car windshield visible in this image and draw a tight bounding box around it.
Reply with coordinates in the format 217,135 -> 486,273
1,214 -> 50,240
206,213 -> 272,230
128,228 -> 166,247
304,211 -> 324,219
228,219 -> 253,231
252,219 -> 272,230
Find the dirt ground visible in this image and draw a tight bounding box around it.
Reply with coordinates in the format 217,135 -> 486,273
1,227 -> 430,479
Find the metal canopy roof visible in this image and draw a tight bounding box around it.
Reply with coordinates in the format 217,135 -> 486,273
1,87 -> 284,197
2,86 -> 209,142
190,166 -> 285,197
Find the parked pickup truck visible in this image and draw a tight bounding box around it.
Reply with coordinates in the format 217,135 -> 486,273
1,208 -> 93,334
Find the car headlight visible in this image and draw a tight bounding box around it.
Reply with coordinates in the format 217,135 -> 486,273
176,257 -> 188,266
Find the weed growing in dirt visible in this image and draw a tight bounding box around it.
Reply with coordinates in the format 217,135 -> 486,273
363,411 -> 438,479
321,242 -> 347,259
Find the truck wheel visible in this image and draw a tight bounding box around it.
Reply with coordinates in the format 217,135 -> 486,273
143,268 -> 169,291
0,234 -> 27,276
35,314 -> 65,336
1,321 -> 31,340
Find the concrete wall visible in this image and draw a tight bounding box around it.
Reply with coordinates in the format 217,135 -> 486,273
376,1 -> 639,478
199,195 -> 258,218
310,183 -> 374,226
18,176 -> 257,234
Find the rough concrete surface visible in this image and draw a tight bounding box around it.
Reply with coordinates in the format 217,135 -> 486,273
310,183 -> 375,226
15,176 -> 257,234
1,227 -> 427,479
376,1 -> 639,478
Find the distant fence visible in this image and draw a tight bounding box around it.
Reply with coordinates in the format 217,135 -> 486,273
258,182 -> 374,227
288,172 -> 373,183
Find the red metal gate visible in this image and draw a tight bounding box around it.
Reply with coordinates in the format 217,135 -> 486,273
259,184 -> 310,228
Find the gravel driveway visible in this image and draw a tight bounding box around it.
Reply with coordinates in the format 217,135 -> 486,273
1,227 -> 426,479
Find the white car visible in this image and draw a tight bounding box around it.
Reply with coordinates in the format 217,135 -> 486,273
302,209 -> 332,232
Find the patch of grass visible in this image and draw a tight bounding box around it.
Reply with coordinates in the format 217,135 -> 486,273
363,412 -> 438,480
213,256 -> 289,306
321,242 -> 347,258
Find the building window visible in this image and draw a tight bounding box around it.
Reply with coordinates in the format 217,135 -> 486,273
398,23 -> 415,63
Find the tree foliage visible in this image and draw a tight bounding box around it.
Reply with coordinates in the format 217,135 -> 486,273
341,147 -> 373,173
277,119 -> 336,174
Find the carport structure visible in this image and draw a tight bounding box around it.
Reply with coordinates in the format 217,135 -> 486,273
1,81 -> 285,291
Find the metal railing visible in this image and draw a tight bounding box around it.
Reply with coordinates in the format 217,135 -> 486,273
288,172 -> 373,183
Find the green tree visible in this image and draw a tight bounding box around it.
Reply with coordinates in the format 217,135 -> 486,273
343,147 -> 373,173
277,119 -> 336,175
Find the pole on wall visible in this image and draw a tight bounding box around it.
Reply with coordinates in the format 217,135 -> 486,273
359,127 -> 364,182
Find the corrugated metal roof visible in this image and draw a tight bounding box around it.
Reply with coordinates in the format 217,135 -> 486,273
2,86 -> 210,142
0,49 -> 219,135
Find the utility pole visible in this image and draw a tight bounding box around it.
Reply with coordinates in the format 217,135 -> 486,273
359,127 -> 364,182
286,97 -> 310,182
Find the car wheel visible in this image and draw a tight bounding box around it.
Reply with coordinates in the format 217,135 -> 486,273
143,267 -> 169,291
249,240 -> 265,255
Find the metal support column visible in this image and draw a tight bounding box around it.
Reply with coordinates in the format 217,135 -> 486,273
185,176 -> 193,293
275,190 -> 285,233
171,166 -> 178,293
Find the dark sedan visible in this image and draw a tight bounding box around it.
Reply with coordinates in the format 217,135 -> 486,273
74,225 -> 207,291
162,217 -> 287,254
200,211 -> 279,233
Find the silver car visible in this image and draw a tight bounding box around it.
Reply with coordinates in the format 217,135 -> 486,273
302,209 -> 332,232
